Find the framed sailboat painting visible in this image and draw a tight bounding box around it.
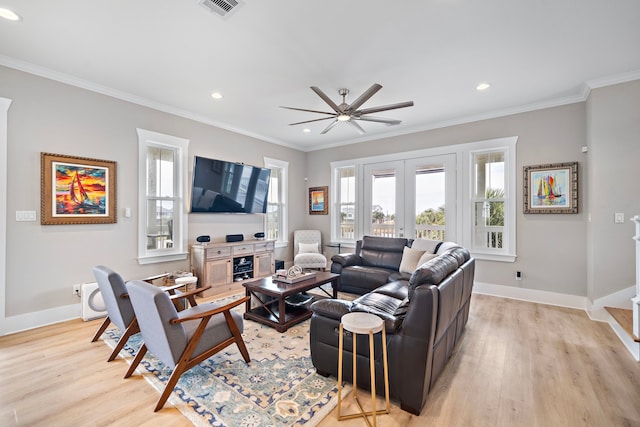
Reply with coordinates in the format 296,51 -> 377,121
41,153 -> 117,224
523,162 -> 578,214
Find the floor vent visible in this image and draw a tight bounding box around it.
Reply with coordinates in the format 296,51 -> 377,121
198,0 -> 244,18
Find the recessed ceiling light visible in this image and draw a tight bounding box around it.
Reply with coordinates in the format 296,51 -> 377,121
0,8 -> 21,21
303,128 -> 311,133
210,92 -> 223,99
476,83 -> 491,91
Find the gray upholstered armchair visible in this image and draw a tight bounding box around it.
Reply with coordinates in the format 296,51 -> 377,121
293,230 -> 327,270
124,280 -> 251,411
91,265 -> 207,362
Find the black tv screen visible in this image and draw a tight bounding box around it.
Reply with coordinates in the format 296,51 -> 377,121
190,156 -> 271,213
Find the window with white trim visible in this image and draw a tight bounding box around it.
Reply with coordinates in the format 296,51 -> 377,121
464,138 -> 517,262
137,129 -> 189,264
264,157 -> 288,247
332,165 -> 357,243
330,136 -> 517,262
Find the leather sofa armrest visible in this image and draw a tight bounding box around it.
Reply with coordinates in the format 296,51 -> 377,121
330,253 -> 362,274
310,299 -> 353,321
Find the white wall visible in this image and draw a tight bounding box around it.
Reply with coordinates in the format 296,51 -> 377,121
306,103 -> 590,296
2,62 -> 639,333
586,80 -> 640,300
0,65 -> 306,323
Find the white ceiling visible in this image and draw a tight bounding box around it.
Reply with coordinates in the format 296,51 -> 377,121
1,0 -> 639,151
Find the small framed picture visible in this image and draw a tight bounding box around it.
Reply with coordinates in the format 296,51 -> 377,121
308,186 -> 328,215
41,152 -> 117,224
523,162 -> 578,214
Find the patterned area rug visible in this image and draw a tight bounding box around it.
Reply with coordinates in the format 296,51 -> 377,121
103,294 -> 345,427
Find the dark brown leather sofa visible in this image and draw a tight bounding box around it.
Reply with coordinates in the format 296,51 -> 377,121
310,237 -> 475,415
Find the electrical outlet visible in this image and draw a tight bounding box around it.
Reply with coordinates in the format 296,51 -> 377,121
516,271 -> 522,281
72,284 -> 82,297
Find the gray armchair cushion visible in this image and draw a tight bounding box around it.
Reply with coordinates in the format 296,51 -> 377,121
92,265 -> 134,331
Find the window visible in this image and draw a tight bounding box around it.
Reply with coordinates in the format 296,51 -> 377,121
137,129 -> 189,264
464,138 -> 517,262
330,136 -> 517,262
264,157 -> 288,247
332,165 -> 356,242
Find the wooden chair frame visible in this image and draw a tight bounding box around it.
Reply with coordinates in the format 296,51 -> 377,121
124,296 -> 251,411
91,272 -> 210,362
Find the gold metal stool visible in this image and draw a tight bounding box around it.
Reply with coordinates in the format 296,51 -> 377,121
338,312 -> 390,427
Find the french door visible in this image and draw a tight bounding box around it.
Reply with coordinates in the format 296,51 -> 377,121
363,154 -> 456,241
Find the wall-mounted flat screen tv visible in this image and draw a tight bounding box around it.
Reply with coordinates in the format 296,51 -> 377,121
190,156 -> 271,213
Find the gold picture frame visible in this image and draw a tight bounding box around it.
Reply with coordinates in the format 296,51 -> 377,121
41,152 -> 117,224
308,186 -> 328,215
523,162 -> 578,214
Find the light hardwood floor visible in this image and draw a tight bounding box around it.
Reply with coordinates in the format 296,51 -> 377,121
1,294 -> 639,426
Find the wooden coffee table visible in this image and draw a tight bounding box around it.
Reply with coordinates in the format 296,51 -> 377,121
243,271 -> 339,332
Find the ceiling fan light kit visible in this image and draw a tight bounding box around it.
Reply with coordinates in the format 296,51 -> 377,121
282,84 -> 414,134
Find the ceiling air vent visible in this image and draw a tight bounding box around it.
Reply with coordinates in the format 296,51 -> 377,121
198,0 -> 244,18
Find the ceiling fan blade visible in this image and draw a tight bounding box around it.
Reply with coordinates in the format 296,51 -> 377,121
354,115 -> 402,126
310,86 -> 342,113
356,101 -> 414,116
320,119 -> 340,134
280,106 -> 335,115
347,83 -> 382,112
347,120 -> 366,135
288,116 -> 336,126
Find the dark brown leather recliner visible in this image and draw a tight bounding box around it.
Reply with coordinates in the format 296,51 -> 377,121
330,236 -> 412,295
310,244 -> 475,415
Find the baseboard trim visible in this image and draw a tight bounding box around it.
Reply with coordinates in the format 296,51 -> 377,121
472,282 -> 588,310
1,303 -> 80,336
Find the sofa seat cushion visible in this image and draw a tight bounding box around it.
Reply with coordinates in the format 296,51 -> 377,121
388,271 -> 411,283
373,280 -> 409,300
352,292 -> 408,332
341,265 -> 396,291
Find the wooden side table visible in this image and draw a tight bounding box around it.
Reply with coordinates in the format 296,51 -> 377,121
337,312 -> 390,427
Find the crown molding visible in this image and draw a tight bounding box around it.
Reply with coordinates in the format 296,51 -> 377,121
2,54 -> 638,153
586,69 -> 640,89
0,55 -> 296,149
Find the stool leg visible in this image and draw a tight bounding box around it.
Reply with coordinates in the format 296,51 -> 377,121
369,330 -> 377,427
352,330 -> 357,401
382,327 -> 390,414
338,323 -> 344,419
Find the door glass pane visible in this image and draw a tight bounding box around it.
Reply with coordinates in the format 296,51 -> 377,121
146,200 -> 174,249
415,166 -> 445,240
147,146 -> 175,197
371,170 -> 395,237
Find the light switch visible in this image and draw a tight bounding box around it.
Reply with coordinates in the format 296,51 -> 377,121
16,210 -> 37,222
614,212 -> 625,223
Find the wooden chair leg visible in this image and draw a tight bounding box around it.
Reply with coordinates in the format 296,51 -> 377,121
91,317 -> 111,342
125,343 -> 148,379
155,362 -> 187,412
223,311 -> 250,363
107,318 -> 139,362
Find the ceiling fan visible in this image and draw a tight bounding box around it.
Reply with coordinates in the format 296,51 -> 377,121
281,83 -> 414,135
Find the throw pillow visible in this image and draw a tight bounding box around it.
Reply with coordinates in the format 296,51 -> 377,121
399,246 -> 426,274
298,242 -> 319,253
411,238 -> 441,253
417,252 -> 438,268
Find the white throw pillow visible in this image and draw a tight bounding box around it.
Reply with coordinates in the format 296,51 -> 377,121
399,246 -> 426,274
417,252 -> 438,268
411,238 -> 441,253
298,242 -> 319,253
